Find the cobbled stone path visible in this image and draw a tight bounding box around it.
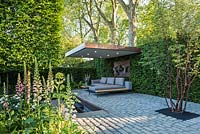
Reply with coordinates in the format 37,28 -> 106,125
74,89 -> 200,134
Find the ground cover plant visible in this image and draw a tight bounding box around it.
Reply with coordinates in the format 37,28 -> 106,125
0,60 -> 85,134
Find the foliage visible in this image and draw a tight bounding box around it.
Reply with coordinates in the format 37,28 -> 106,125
131,44 -> 171,96
76,60 -> 96,68
94,59 -> 113,78
117,0 -> 139,46
95,40 -> 200,103
0,67 -> 97,95
52,67 -> 97,84
63,0 -> 132,45
60,32 -> 84,67
167,0 -> 200,112
0,0 -> 64,72
132,0 -> 200,107
0,61 -> 85,133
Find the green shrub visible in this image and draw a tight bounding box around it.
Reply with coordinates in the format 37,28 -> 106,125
0,67 -> 97,95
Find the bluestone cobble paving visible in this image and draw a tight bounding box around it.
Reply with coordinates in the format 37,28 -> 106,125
73,89 -> 200,134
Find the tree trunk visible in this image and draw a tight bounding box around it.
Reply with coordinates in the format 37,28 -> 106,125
6,73 -> 8,94
111,0 -> 117,44
83,0 -> 100,42
110,26 -> 117,44
93,29 -> 98,42
169,64 -> 175,110
117,0 -> 138,47
83,17 -> 99,42
94,0 -> 118,44
128,15 -> 137,47
175,68 -> 181,111
79,16 -> 84,42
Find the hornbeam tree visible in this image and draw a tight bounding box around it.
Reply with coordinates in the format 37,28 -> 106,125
0,0 -> 64,91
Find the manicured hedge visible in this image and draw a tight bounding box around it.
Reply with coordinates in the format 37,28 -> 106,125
0,67 -> 97,95
0,0 -> 63,72
94,59 -> 113,78
131,53 -> 200,103
131,54 -> 166,96
52,67 -> 97,83
95,42 -> 200,103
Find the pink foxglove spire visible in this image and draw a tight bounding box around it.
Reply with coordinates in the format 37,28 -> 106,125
16,73 -> 24,97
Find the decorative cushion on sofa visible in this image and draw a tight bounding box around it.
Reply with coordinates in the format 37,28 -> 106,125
100,77 -> 107,84
115,78 -> 125,86
107,77 -> 115,85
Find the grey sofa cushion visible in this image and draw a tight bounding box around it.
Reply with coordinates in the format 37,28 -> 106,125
100,77 -> 107,84
107,77 -> 115,85
115,78 -> 125,86
92,83 -> 107,86
89,84 -> 124,91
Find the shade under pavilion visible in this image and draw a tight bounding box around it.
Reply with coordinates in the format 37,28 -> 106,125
65,42 -> 141,59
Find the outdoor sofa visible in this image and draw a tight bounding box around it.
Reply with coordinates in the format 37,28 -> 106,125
89,77 -> 132,94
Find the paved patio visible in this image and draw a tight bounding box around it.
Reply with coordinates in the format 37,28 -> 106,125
74,89 -> 200,134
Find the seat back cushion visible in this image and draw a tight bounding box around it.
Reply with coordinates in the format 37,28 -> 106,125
100,77 -> 107,84
115,78 -> 125,86
107,77 -> 115,85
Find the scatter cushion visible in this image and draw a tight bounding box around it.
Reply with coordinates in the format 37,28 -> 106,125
106,77 -> 115,85
100,77 -> 107,84
115,78 -> 125,86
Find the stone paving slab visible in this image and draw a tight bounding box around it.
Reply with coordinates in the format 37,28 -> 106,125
74,90 -> 200,134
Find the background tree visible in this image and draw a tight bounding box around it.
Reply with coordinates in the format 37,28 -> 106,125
82,0 -> 102,42
64,0 -> 101,42
62,1 -> 85,67
118,0 -> 139,46
94,0 -> 118,44
60,32 -> 83,67
63,0 -> 129,45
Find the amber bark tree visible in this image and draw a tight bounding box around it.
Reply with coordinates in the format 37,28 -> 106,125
165,0 -> 200,112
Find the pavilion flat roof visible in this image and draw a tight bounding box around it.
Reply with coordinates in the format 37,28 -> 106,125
65,42 -> 141,59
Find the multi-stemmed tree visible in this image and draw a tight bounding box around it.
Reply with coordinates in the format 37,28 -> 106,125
138,0 -> 200,112
167,0 -> 200,112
